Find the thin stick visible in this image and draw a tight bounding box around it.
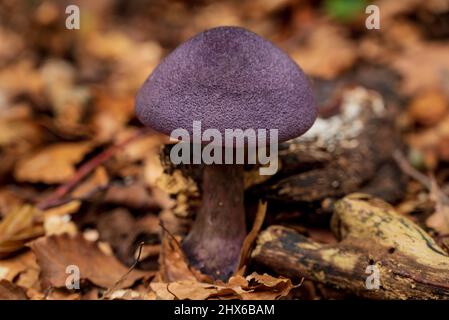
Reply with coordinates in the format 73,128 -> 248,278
393,150 -> 431,189
101,241 -> 146,299
37,128 -> 151,210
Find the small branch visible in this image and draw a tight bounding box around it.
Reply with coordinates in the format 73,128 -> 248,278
393,150 -> 432,190
37,128 -> 151,210
101,241 -> 146,299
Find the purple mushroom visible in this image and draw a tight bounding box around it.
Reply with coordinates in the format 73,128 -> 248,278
136,26 -> 316,280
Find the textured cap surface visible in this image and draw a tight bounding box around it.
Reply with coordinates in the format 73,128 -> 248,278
136,26 -> 316,143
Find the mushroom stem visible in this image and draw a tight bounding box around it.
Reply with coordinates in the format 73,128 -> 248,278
182,163 -> 246,280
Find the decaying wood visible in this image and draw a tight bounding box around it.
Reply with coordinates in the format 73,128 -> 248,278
251,87 -> 404,203
251,193 -> 449,299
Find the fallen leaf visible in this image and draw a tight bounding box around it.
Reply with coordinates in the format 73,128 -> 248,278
71,166 -> 109,199
14,142 -> 93,184
90,92 -> 135,142
29,234 -> 153,289
151,280 -> 238,300
0,118 -> 42,148
391,43 -> 449,94
0,280 -> 28,300
43,200 -> 81,218
0,251 -> 39,282
0,205 -> 44,258
150,272 -> 293,300
426,177 -> 449,234
40,59 -> 90,131
291,24 -> 357,79
43,214 -> 78,236
0,188 -> 24,217
158,232 -> 198,283
236,201 -> 267,273
407,89 -> 448,126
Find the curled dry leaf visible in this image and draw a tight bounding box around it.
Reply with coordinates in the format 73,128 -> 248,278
40,59 -> 90,131
90,93 -> 135,143
151,281 -> 237,300
391,43 -> 449,94
426,177 -> 449,234
14,142 -> 93,184
0,59 -> 43,98
150,272 -> 293,300
42,201 -> 81,236
407,89 -> 448,126
70,166 -> 109,199
158,231 -> 198,283
406,115 -> 449,167
28,234 -> 153,289
0,251 -> 39,283
0,118 -> 42,148
0,188 -> 24,217
0,205 -> 44,258
291,24 -> 357,80
0,280 -> 28,300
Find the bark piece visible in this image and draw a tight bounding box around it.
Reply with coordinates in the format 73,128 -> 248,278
254,87 -> 403,203
252,193 -> 449,299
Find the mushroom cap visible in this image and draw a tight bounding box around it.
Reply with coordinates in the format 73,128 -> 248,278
136,26 -> 316,144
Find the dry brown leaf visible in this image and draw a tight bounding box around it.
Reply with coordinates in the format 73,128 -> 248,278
43,200 -> 81,218
150,272 -> 293,300
236,201 -> 267,273
14,142 -> 93,184
45,288 -> 81,300
91,93 -> 135,142
0,119 -> 42,148
240,273 -> 293,300
0,59 -> 43,98
407,89 -> 448,126
426,177 -> 449,234
158,232 -> 198,283
0,205 -> 44,258
0,280 -> 28,300
391,43 -> 449,94
0,251 -> 39,283
151,280 -> 238,300
291,24 -> 357,79
0,188 -> 24,217
40,59 -> 90,131
43,215 -> 78,237
71,166 -> 109,199
111,129 -> 167,167
108,289 -> 147,300
29,234 -> 153,289
406,115 -> 449,167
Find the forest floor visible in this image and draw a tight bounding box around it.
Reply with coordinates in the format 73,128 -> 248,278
1,0 -> 449,300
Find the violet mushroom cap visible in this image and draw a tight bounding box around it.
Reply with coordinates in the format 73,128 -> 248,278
135,26 -> 317,144
135,26 -> 316,280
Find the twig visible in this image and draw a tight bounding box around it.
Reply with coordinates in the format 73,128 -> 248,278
393,150 -> 431,189
393,150 -> 449,202
166,283 -> 179,300
159,221 -> 184,254
101,241 -> 146,299
37,128 -> 151,210
159,221 -> 205,281
236,200 -> 267,273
